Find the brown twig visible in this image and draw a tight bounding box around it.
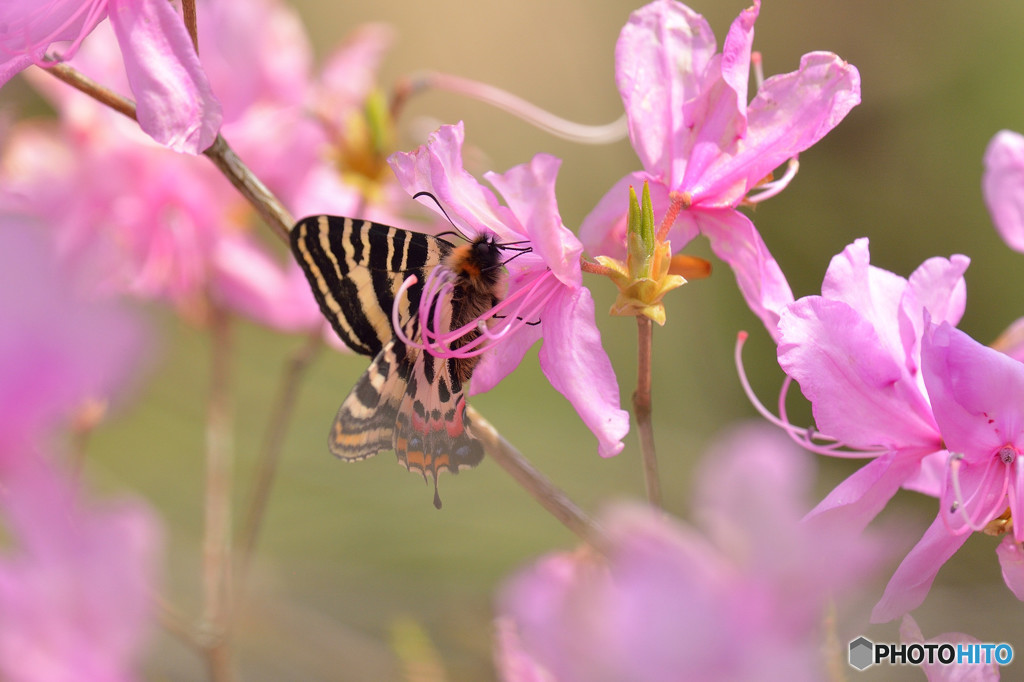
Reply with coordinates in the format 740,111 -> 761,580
466,405 -> 604,546
201,306 -> 236,682
202,135 -> 293,244
633,316 -> 662,508
237,330 -> 323,586
45,63 -> 137,120
42,64 -> 294,244
182,0 -> 199,53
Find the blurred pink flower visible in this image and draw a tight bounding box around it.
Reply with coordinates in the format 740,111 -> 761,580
983,130 -> 1024,253
775,239 -> 968,531
580,0 -> 860,336
873,323 -> 1024,621
0,0 -> 221,153
900,615 -> 1000,681
2,0 -> 331,331
390,122 -> 629,457
0,223 -> 145,445
0,222 -> 160,681
0,453 -> 161,682
497,425 -> 886,682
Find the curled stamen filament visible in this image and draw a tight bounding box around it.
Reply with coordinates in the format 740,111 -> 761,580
944,452 -> 1012,535
747,158 -> 800,204
734,331 -> 887,457
393,268 -> 560,359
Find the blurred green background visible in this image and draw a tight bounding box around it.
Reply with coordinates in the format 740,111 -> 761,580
8,0 -> 1024,679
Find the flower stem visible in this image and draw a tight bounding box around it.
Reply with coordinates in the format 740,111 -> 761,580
45,63 -> 137,120
391,71 -> 627,144
182,0 -> 199,52
202,135 -> 293,244
237,330 -> 323,588
201,306 -> 236,682
466,405 -> 605,545
633,316 -> 662,508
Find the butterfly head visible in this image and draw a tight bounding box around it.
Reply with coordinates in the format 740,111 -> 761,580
446,234 -> 505,293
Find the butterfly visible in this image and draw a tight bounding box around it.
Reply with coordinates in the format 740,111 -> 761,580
290,213 -> 510,508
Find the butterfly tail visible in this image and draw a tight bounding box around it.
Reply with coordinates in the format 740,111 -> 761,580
394,354 -> 484,509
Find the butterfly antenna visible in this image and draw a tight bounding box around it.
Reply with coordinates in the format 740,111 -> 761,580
413,191 -> 467,240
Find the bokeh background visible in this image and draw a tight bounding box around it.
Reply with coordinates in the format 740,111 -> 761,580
6,0 -> 1024,679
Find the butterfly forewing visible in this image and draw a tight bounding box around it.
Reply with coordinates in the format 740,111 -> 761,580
290,215 -> 450,356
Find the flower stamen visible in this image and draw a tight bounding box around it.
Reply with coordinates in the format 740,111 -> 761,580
944,450 -> 1013,535
393,267 -> 558,360
734,332 -> 887,457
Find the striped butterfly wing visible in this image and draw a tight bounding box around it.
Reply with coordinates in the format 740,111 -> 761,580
291,215 -> 484,507
393,327 -> 484,509
290,215 -> 450,356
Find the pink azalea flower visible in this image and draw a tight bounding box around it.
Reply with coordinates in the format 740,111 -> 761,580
0,0 -> 221,153
0,221 -> 160,681
580,0 -> 860,336
497,425 -> 886,682
900,614 -> 1000,681
983,130 -> 1024,253
389,122 -> 629,457
873,322 -> 1024,621
773,239 -> 968,530
0,453 -> 161,682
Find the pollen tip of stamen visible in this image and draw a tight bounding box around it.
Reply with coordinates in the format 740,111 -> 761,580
950,502 -> 960,513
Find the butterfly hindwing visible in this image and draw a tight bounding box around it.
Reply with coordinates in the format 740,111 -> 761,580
328,338 -> 406,461
290,215 -> 450,356
394,346 -> 484,509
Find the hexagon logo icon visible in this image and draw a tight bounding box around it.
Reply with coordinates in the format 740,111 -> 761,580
849,636 -> 874,670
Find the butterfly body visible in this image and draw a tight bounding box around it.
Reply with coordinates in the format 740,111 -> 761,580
290,215 -> 505,508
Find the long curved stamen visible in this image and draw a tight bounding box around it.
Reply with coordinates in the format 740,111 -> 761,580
393,267 -> 558,360
945,451 -> 1012,534
734,331 -> 888,457
747,158 -> 800,204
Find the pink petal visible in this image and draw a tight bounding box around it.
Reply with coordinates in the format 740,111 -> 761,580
898,254 -> 970,373
389,122 -> 518,240
695,52 -> 860,207
696,209 -> 793,340
678,2 -> 758,194
578,171 -> 668,259
900,614 -> 1001,682
992,315 -> 1024,364
777,297 -> 937,449
469,322 -> 543,397
108,0 -> 222,153
922,323 -> 1024,458
871,515 -> 969,622
615,0 -> 717,181
493,618 -> 558,682
0,53 -> 36,87
485,154 -> 581,287
805,450 -> 930,533
983,130 -> 1024,253
996,537 -> 1024,601
537,288 -> 627,458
